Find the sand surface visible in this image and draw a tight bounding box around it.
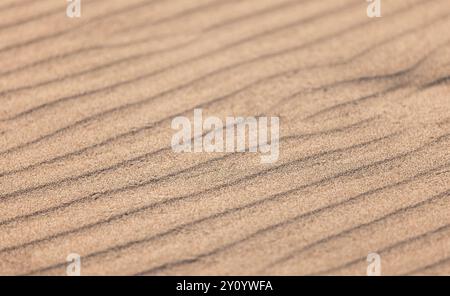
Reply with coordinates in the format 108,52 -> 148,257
0,0 -> 449,275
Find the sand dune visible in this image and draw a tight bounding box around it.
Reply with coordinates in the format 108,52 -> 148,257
0,0 -> 449,275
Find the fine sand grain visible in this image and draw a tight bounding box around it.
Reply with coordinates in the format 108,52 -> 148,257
0,0 -> 449,275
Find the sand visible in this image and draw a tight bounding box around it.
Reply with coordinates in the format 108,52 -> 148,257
0,0 -> 449,275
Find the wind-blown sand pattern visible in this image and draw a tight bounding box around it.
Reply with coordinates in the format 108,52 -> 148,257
0,0 -> 449,275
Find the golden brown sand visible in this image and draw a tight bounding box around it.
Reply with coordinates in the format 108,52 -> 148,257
0,0 -> 449,275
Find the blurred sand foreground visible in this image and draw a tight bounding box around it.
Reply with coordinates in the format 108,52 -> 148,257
0,0 -> 449,275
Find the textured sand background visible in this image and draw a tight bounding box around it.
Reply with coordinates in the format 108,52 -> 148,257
0,0 -> 449,275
